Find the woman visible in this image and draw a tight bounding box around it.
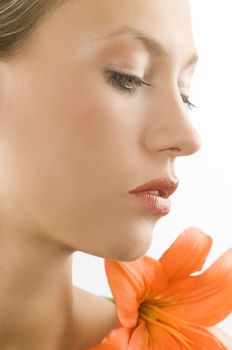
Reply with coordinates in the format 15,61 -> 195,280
0,0 -> 231,349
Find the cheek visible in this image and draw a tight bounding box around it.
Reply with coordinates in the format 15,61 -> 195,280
2,58 -> 139,204
49,70 -> 126,161
48,71 -> 113,150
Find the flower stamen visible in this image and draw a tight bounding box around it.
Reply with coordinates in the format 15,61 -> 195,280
139,310 -> 193,349
139,301 -> 221,348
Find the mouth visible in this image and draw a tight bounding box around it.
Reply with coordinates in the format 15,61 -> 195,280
128,177 -> 179,216
128,176 -> 179,198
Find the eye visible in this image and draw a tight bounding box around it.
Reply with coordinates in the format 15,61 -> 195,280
107,70 -> 198,110
181,94 -> 197,111
107,70 -> 152,95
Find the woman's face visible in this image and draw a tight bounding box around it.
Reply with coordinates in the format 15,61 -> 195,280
0,0 -> 201,261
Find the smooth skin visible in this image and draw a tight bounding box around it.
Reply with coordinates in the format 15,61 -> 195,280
0,0 -> 231,349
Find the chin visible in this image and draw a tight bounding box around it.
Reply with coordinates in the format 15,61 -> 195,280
109,233 -> 153,262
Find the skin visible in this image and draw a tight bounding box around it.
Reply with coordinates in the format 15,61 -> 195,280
0,0 -> 231,349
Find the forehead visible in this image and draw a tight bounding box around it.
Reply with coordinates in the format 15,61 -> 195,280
30,0 -> 197,69
92,26 -> 198,71
70,0 -> 196,64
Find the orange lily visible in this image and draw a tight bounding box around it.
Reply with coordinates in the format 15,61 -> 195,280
88,227 -> 232,349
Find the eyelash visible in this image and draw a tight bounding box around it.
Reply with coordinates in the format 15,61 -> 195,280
107,70 -> 197,111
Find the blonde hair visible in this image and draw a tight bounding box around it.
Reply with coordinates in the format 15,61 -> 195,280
0,0 -> 65,59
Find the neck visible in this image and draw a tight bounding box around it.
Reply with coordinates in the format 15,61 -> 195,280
0,231 -> 76,350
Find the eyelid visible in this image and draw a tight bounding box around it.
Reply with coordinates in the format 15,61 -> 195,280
106,69 -> 198,111
105,63 -> 145,79
107,69 -> 147,82
106,69 -> 153,94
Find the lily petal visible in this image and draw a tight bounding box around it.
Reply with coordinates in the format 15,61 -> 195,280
178,326 -> 227,350
105,257 -> 168,328
161,249 -> 232,326
128,321 -> 146,350
159,227 -> 212,280
148,324 -> 180,349
208,327 -> 232,349
87,327 -> 133,350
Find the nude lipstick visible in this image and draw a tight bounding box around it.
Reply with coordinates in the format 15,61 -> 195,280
128,177 -> 179,216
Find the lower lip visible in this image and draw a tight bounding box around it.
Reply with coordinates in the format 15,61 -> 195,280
128,192 -> 171,216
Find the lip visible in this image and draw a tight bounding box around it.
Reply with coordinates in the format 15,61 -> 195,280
128,177 -> 179,198
128,177 -> 179,216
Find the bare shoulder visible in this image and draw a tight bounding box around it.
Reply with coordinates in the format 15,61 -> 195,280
70,291 -> 232,350
71,286 -> 118,350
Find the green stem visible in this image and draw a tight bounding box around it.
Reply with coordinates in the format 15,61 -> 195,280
104,296 -> 115,304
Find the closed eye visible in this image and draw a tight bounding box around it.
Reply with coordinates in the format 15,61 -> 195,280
181,95 -> 197,111
107,70 -> 198,111
107,70 -> 152,95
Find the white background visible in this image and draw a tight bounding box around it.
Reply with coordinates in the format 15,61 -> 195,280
72,0 -> 232,335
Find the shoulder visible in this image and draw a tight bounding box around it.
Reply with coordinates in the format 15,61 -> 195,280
72,287 -> 118,349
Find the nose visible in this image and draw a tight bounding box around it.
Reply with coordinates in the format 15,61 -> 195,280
145,88 -> 202,158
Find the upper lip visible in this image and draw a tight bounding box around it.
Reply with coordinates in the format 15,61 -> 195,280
128,176 -> 179,198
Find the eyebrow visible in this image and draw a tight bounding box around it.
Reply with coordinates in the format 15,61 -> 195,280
93,25 -> 199,70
